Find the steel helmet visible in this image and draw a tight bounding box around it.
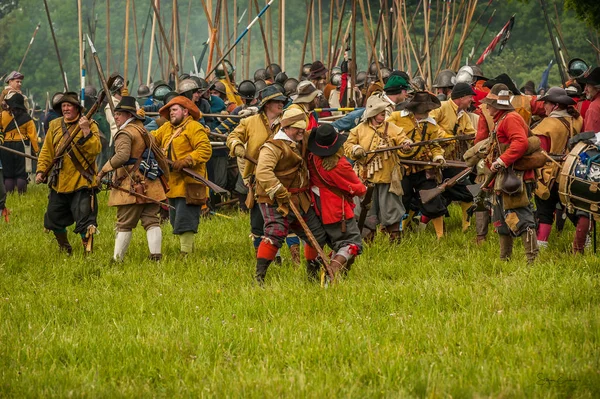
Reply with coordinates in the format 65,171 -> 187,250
356,71 -> 367,88
237,80 -> 256,100
254,79 -> 267,92
177,78 -> 200,95
433,69 -> 457,88
469,64 -> 486,80
254,68 -> 267,81
368,62 -> 387,77
190,76 -> 209,92
179,73 -> 190,80
301,63 -> 312,80
163,91 -> 180,105
380,67 -> 392,83
275,71 -> 288,85
109,73 -> 125,94
211,81 -> 227,96
283,78 -> 299,96
215,59 -> 235,80
331,66 -> 342,76
152,80 -> 172,101
455,66 -> 475,85
137,84 -> 151,97
412,76 -> 426,91
84,85 -> 98,98
568,58 -> 590,79
265,63 -> 282,80
330,73 -> 342,88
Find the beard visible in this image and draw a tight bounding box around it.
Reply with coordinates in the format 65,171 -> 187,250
170,114 -> 184,125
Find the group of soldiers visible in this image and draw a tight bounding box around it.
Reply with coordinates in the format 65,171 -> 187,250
1,51 -> 599,283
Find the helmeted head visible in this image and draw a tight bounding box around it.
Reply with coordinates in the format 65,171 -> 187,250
236,80 -> 256,101
215,59 -> 235,80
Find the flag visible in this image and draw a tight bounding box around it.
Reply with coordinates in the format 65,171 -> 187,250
476,16 -> 515,65
538,60 -> 554,92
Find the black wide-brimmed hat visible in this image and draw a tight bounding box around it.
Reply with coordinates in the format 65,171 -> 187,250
404,91 -> 441,114
577,66 -> 600,86
484,73 -> 520,95
307,124 -> 347,157
115,96 -> 144,120
52,92 -> 83,114
258,84 -> 287,109
538,87 -> 576,106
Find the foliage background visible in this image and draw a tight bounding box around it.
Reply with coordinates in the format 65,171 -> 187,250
0,0 -> 598,104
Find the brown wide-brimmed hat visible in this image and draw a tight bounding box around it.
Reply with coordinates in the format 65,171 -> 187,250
481,83 -> 514,111
308,60 -> 328,80
52,92 -> 83,114
539,87 -> 576,106
159,95 -> 201,120
293,81 -> 321,104
115,96 -> 144,120
404,91 -> 441,114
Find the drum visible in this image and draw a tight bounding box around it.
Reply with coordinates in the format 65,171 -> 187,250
558,142 -> 600,216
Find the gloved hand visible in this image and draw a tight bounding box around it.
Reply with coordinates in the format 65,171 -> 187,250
234,145 -> 246,158
121,87 -> 129,96
433,156 -> 446,166
275,186 -> 291,216
353,147 -> 367,159
399,140 -> 413,153
490,159 -> 504,171
321,153 -> 341,171
172,156 -> 192,171
136,108 -> 146,119
238,106 -> 259,118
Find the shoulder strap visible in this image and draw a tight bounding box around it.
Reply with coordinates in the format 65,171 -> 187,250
311,155 -> 350,199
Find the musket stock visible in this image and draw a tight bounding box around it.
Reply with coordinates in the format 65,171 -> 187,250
419,166 -> 473,204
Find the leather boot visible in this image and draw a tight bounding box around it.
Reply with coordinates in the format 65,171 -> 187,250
385,223 -> 402,244
53,231 -> 72,255
306,259 -> 321,282
329,254 -> 347,279
475,211 -> 490,242
362,227 -> 376,244
573,216 -> 590,254
521,228 -> 539,264
460,201 -> 473,232
255,258 -> 272,284
499,234 -> 513,261
431,216 -> 444,240
289,244 -> 301,267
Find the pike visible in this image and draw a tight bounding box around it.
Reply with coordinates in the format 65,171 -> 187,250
100,179 -> 175,209
419,166 -> 473,204
205,0 -> 275,80
17,23 -> 41,72
0,146 -> 38,161
165,159 -> 228,194
366,135 -> 474,155
314,107 -> 357,113
151,0 -> 180,90
86,35 -> 116,116
43,0 -> 69,91
38,74 -> 118,180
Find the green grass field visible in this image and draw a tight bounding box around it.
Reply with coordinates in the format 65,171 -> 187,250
1,185 -> 599,397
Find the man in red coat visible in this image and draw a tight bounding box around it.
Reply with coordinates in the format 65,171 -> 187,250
578,67 -> 600,132
478,84 -> 538,263
307,124 -> 366,277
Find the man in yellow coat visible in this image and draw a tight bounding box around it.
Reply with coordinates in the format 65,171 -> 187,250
98,96 -> 169,261
152,95 -> 212,255
35,92 -> 102,254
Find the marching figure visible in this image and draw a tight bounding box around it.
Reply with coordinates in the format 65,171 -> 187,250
152,95 -> 212,255
35,92 -> 102,255
98,96 -> 170,261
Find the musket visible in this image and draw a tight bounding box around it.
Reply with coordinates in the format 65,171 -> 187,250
18,23 -> 41,72
38,74 -> 117,180
365,135 -> 474,155
0,146 -> 38,161
398,159 -> 468,168
467,169 -> 499,200
100,179 -> 175,209
419,166 -> 473,204
165,159 -> 228,194
145,112 -> 243,118
42,0 -> 68,91
357,183 -> 374,231
314,108 -> 357,113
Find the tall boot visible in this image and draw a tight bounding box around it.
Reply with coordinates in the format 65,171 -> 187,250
256,239 -> 278,283
536,223 -> 552,249
384,222 -> 402,244
53,230 -> 72,255
573,216 -> 590,254
431,216 -> 444,240
499,234 -> 513,261
460,202 -> 473,232
329,254 -> 348,279
255,258 -> 272,284
146,226 -> 162,261
521,228 -> 539,264
306,259 -> 321,282
475,211 -> 490,245
113,231 -> 133,261
289,244 -> 301,267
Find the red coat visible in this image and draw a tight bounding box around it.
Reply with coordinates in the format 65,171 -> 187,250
477,110 -> 535,181
583,93 -> 600,132
308,153 -> 366,224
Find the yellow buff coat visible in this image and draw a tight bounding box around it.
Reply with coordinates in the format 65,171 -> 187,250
429,99 -> 476,160
152,115 -> 212,199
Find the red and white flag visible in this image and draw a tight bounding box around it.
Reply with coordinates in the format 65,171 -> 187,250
476,16 -> 515,65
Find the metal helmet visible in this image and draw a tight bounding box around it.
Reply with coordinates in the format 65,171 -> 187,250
84,85 -> 98,98
331,73 -> 342,88
51,92 -> 63,108
412,76 -> 426,91
109,72 -> 125,94
283,78 -> 299,96
356,71 -> 367,88
177,78 -> 200,95
254,68 -> 267,82
568,58 -> 590,79
455,66 -> 475,85
254,79 -> 267,93
179,73 -> 190,80
301,63 -> 312,80
190,76 -> 209,92
368,62 -> 387,77
331,66 -> 342,76
211,81 -> 227,96
237,80 -> 256,100
215,59 -> 235,80
152,80 -> 172,101
275,71 -> 288,85
469,64 -> 486,80
163,91 -> 180,105
265,63 -> 282,80
433,69 -> 457,88
137,84 -> 151,97
380,67 -> 392,83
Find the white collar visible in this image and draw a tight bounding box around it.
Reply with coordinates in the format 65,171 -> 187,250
274,129 -> 295,143
548,109 -> 570,118
400,109 -> 410,117
383,94 -> 396,106
119,117 -> 136,129
417,116 -> 437,125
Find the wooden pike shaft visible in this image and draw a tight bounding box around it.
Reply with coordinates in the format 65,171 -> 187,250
107,0 -> 111,73
298,0 -> 313,80
253,0 -> 273,77
147,0 -> 158,85
318,0 -> 323,62
43,0 -> 69,91
131,0 -> 143,85
350,0 -> 356,107
0,146 -> 38,161
358,0 -> 384,86
326,0 -> 335,77
311,0 -> 316,61
182,0 -> 192,67
18,23 -> 41,72
124,0 -> 130,84
329,0 -> 347,71
245,0 -> 252,80
78,0 -> 84,103
151,0 -> 179,89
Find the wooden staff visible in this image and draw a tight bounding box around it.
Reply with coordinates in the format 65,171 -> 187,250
358,0 -> 384,86
245,0 -> 252,80
450,0 -> 477,71
326,0 -> 335,78
18,23 -> 41,72
328,0 -> 347,72
423,0 -> 432,86
278,0 -> 283,67
106,0 -> 111,73
151,0 -> 179,90
182,0 -> 193,67
318,0 -> 324,62
147,0 -> 158,85
43,0 -> 69,91
310,0 -> 316,61
472,8 -> 496,56
252,0 -> 273,78
0,146 -> 38,161
123,0 -> 130,86
298,0 -> 313,80
350,0 -> 356,107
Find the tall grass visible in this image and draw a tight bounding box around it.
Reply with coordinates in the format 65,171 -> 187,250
0,185 -> 598,397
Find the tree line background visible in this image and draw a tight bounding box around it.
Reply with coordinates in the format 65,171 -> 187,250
0,0 -> 598,107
